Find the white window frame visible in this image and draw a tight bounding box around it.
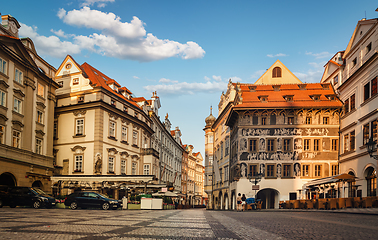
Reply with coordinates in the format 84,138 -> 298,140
0,90 -> 6,107
74,155 -> 83,172
12,130 -> 20,148
121,126 -> 128,141
143,164 -> 150,175
13,98 -> 22,114
133,130 -> 138,145
108,156 -> 115,173
109,121 -> 116,138
0,58 -> 6,75
15,69 -> 23,84
121,159 -> 126,174
37,110 -> 43,124
35,138 -> 42,154
76,118 -> 84,135
0,125 -> 4,144
132,162 -> 137,175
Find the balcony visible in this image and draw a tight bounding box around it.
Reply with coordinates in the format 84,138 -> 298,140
141,148 -> 159,158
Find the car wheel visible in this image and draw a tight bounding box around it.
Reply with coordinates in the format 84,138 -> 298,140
33,201 -> 41,209
70,201 -> 78,210
102,202 -> 110,210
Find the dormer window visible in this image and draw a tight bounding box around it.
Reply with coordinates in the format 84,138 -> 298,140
298,84 -> 307,90
258,95 -> 268,102
283,95 -> 293,102
272,67 -> 282,78
333,75 -> 338,85
321,84 -> 329,90
273,85 -> 280,91
248,86 -> 256,92
310,95 -> 321,101
325,94 -> 336,101
73,78 -> 79,85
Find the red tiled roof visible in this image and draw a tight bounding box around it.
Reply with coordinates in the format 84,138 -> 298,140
118,87 -> 132,94
234,83 -> 342,109
80,63 -> 139,108
107,79 -> 121,87
132,97 -> 147,102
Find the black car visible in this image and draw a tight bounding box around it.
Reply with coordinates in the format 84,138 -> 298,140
64,192 -> 122,210
1,187 -> 56,209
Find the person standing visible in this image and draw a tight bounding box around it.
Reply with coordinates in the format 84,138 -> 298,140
241,194 -> 247,211
236,193 -> 242,211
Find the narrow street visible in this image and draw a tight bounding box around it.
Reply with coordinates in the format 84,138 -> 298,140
1,208 -> 377,239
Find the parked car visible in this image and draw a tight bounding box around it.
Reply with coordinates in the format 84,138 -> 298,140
0,185 -> 10,208
64,192 -> 122,210
0,186 -> 56,209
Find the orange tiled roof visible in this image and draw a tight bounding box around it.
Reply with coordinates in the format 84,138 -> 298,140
132,97 -> 147,102
80,63 -> 139,108
234,83 -> 342,109
106,79 -> 121,87
118,87 -> 132,94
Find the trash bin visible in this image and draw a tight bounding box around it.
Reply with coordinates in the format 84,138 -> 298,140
122,197 -> 128,210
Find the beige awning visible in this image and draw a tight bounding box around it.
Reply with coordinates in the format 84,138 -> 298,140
304,173 -> 356,188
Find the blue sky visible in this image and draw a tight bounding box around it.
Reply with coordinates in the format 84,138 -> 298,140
2,0 -> 377,156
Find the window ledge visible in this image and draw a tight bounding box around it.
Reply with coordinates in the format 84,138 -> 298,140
339,150 -> 356,157
0,71 -> 9,79
265,177 -> 277,179
361,93 -> 378,107
341,108 -> 357,119
12,111 -> 24,117
73,134 -> 86,138
281,176 -> 295,179
36,121 -> 45,127
108,171 -> 115,174
121,140 -> 129,145
132,144 -> 139,148
108,136 -> 117,141
0,105 -> 7,111
72,170 -> 83,173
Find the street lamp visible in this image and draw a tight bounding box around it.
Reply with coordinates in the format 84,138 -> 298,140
247,171 -> 263,202
366,137 -> 378,160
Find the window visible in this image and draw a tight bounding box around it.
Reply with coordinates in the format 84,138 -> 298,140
261,117 -> 266,125
372,120 -> 377,142
270,114 -> 276,125
144,164 -> 150,175
333,75 -> 338,85
267,165 -> 274,177
267,139 -> 274,151
35,138 -> 42,154
363,123 -> 370,145
121,159 -> 126,174
109,121 -> 116,138
72,78 -> 79,85
364,82 -> 370,101
0,90 -> 6,107
332,165 -> 338,176
302,165 -> 309,177
78,96 -> 84,103
132,162 -> 137,175
366,42 -> 372,55
76,119 -> 84,135
37,83 -> 44,97
37,110 -> 43,124
75,155 -> 83,172
0,125 -> 4,144
108,156 -> 114,173
306,117 -> 312,124
352,58 -> 357,67
283,165 -> 291,177
304,139 -> 310,151
123,105 -> 127,112
13,98 -> 22,114
249,139 -> 257,152
58,81 -> 63,88
253,115 -> 258,125
272,67 -> 282,78
350,94 -> 355,110
344,134 -> 349,152
15,69 -> 23,84
111,99 -> 116,107
249,165 -> 257,177
0,58 -> 6,74
314,165 -> 322,177
372,77 -> 377,96
314,139 -> 320,151
350,130 -> 355,151
288,117 -> 294,125
283,139 -> 291,151
344,98 -> 349,114
323,117 -> 329,125
53,121 -> 58,139
133,130 -> 138,145
121,126 -> 128,141
224,166 -> 229,181
332,139 -> 338,151
366,168 -> 376,197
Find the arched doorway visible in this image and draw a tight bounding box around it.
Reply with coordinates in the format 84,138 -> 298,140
256,188 -> 280,209
224,193 -> 229,210
212,194 -> 215,209
365,167 -> 376,197
231,191 -> 235,210
218,191 -> 223,209
0,172 -> 16,187
347,171 -> 356,197
32,180 -> 43,190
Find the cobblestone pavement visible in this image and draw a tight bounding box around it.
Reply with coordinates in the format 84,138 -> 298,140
0,208 -> 377,240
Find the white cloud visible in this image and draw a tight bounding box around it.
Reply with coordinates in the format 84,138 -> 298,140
144,81 -> 227,95
305,51 -> 332,59
81,0 -> 115,8
159,78 -> 178,83
19,23 -> 81,58
212,75 -> 222,81
55,7 -> 205,62
293,61 -> 326,83
250,69 -> 266,80
50,29 -> 75,38
133,76 -> 140,79
267,53 -> 288,58
204,76 -> 211,81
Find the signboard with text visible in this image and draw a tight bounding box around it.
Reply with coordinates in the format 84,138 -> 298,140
252,185 -> 260,190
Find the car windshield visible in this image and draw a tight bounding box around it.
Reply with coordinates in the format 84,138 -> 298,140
32,188 -> 50,197
98,193 -> 111,199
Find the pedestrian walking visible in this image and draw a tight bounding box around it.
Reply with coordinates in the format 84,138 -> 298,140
236,193 -> 242,211
241,194 -> 246,211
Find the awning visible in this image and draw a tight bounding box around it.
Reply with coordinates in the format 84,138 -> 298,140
152,191 -> 178,197
304,173 -> 356,188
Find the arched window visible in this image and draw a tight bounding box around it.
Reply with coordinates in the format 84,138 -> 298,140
366,167 -> 377,197
272,67 -> 282,78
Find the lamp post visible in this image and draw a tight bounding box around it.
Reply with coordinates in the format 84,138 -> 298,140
247,171 -> 263,200
366,137 -> 378,160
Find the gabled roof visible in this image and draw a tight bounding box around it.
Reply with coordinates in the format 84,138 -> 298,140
254,60 -> 302,85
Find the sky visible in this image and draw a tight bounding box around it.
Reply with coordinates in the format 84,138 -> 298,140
2,0 -> 377,157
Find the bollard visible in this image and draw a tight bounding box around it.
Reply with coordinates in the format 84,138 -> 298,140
122,197 -> 128,210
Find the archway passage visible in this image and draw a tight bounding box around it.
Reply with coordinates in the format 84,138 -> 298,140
224,193 -> 229,210
32,180 -> 43,189
365,167 -> 376,197
256,188 -> 280,209
0,172 -> 16,187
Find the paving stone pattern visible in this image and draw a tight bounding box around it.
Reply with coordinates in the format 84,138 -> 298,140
0,208 -> 377,239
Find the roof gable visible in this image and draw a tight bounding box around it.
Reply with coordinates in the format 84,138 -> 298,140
56,55 -> 83,77
254,60 -> 302,85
